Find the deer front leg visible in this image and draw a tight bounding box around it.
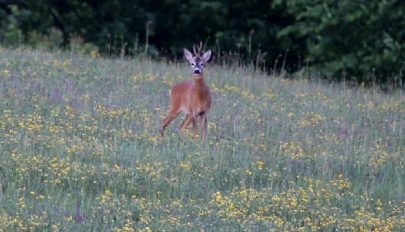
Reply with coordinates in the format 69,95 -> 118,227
180,114 -> 193,136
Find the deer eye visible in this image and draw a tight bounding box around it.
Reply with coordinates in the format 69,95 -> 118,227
191,63 -> 195,66
201,63 -> 204,67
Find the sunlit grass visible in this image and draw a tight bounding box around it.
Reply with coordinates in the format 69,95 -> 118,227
0,46 -> 404,231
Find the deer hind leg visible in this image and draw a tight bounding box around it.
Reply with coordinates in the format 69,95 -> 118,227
160,110 -> 179,136
192,118 -> 198,139
194,110 -> 208,141
201,116 -> 208,141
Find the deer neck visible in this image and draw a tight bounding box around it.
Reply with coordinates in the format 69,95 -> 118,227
193,74 -> 208,97
194,73 -> 207,84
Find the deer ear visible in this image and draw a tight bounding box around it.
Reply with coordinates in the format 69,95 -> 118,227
184,49 -> 194,63
202,50 -> 212,63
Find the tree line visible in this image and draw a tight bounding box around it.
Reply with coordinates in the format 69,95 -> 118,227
1,0 -> 404,85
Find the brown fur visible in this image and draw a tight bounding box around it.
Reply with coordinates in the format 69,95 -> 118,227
160,74 -> 211,140
160,46 -> 212,140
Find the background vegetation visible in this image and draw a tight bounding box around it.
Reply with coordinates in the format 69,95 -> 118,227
1,0 -> 404,85
0,1 -> 404,230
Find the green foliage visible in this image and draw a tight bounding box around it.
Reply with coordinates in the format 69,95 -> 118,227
0,4 -> 22,46
0,1 -> 289,64
276,0 -> 405,84
0,0 -> 404,84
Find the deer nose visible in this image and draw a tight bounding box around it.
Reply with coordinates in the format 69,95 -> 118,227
193,70 -> 201,75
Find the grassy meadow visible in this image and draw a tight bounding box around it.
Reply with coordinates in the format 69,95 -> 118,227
0,47 -> 404,231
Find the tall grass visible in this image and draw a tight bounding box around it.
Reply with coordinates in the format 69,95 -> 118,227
0,46 -> 403,231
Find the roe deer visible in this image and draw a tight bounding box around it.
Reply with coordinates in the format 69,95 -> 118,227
160,43 -> 212,141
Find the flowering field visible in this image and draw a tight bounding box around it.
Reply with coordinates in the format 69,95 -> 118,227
0,47 -> 404,231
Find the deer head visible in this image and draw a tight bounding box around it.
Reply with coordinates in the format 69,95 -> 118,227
184,42 -> 212,76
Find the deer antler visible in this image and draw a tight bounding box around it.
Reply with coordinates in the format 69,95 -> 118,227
193,42 -> 203,56
198,41 -> 202,54
193,44 -> 197,56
